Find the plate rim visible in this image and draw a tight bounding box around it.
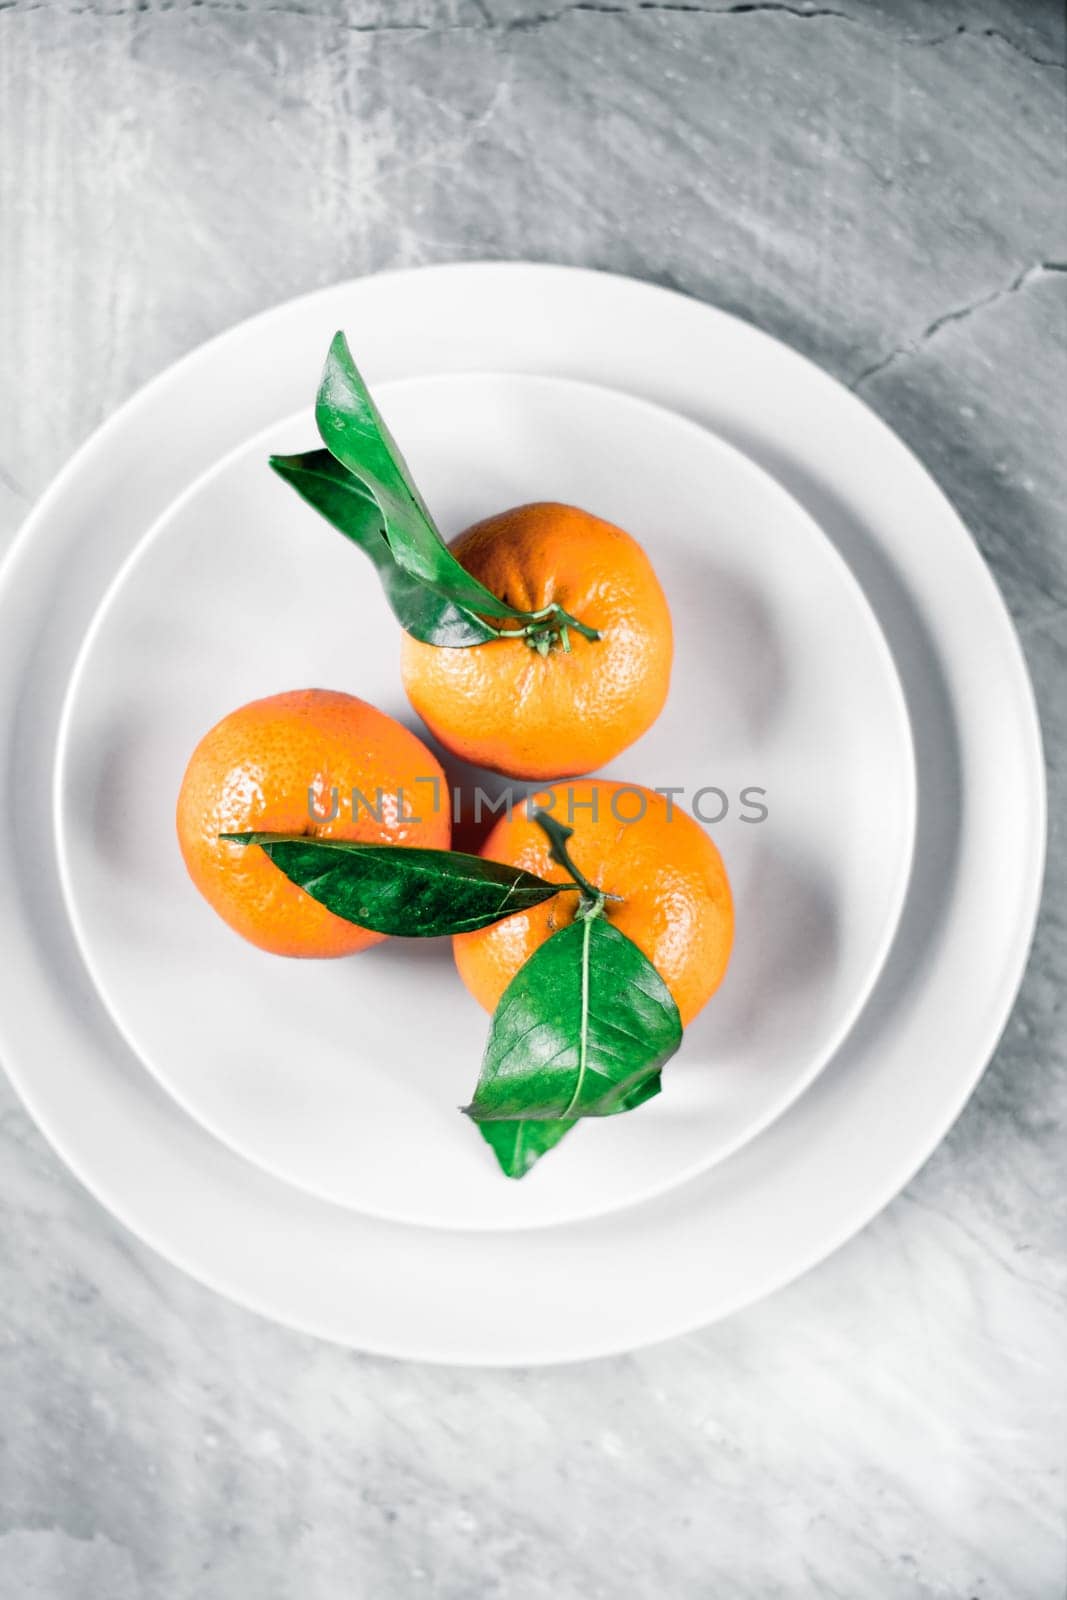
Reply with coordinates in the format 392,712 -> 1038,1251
0,263 -> 1046,1364
49,370 -> 917,1230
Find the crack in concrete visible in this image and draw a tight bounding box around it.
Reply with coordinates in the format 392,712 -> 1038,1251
502,1 -> 856,30
850,262 -> 1067,391
4,0 -> 1063,77
919,23 -> 1065,73
0,0 -> 865,28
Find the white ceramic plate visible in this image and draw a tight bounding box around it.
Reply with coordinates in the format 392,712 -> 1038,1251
0,265 -> 1044,1363
53,375 -> 914,1230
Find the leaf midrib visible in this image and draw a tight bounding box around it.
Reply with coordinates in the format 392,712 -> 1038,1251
559,914 -> 593,1119
255,837 -> 547,893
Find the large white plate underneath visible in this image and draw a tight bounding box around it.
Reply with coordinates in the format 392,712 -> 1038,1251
0,265 -> 1044,1363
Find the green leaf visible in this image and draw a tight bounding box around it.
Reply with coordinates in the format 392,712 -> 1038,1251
269,447 -> 384,547
477,1066 -> 667,1179
269,451 -> 496,646
479,1117 -> 576,1179
466,916 -> 682,1122
221,834 -> 565,936
314,332 -> 525,622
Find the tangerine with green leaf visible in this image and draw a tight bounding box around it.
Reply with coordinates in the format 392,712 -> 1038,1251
176,688 -> 450,957
454,779 -> 733,1027
399,502 -> 673,780
274,336 -> 674,781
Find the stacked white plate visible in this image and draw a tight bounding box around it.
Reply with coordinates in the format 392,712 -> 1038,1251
0,265 -> 1044,1363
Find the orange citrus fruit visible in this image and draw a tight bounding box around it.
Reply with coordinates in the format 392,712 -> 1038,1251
176,688 -> 450,957
400,502 -> 673,780
454,779 -> 732,1026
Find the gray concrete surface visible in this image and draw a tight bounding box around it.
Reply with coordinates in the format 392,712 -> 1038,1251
1,2 -> 1064,1596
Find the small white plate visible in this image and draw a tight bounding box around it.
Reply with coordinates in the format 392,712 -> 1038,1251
53,374 -> 914,1230
0,265 -> 1044,1362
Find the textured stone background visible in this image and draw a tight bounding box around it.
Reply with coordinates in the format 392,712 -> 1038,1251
1,2 -> 1064,1596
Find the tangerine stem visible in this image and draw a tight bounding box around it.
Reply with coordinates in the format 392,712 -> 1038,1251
531,809 -> 619,913
485,602 -> 600,646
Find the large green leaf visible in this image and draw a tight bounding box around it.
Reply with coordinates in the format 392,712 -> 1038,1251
466,916 -> 682,1122
269,450 -> 496,646
314,332 -> 526,621
221,834 -> 565,936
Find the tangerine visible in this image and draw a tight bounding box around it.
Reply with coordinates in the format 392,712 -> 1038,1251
401,502 -> 673,780
176,689 -> 449,956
